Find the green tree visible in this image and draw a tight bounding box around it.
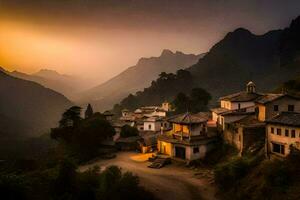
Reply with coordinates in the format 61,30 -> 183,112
190,88 -> 212,112
172,88 -> 211,114
85,104 -> 94,119
0,174 -> 28,200
173,92 -> 190,113
51,111 -> 116,160
52,158 -> 77,199
120,125 -> 139,138
59,106 -> 82,128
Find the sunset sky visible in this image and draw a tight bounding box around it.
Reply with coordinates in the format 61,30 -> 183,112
0,0 -> 300,83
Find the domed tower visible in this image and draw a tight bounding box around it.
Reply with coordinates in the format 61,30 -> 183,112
246,81 -> 256,93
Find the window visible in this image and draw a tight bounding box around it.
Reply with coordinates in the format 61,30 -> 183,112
238,103 -> 241,110
291,130 -> 296,138
274,105 -> 279,111
148,124 -> 152,130
277,128 -> 282,136
285,129 -> 289,137
271,127 -> 274,134
288,105 -> 295,112
193,147 -> 199,153
272,143 -> 285,155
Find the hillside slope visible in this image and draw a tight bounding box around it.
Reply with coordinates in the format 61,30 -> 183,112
0,67 -> 90,100
117,16 -> 300,110
0,71 -> 72,137
188,16 -> 300,98
78,50 -> 204,111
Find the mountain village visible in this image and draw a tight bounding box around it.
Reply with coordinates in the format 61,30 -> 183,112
99,81 -> 300,167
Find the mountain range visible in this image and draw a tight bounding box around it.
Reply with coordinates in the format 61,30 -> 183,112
77,50 -> 204,111
116,15 -> 300,110
0,67 -> 91,100
0,70 -> 72,138
188,16 -> 300,98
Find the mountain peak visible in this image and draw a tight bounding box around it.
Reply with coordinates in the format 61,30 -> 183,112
227,28 -> 253,38
289,15 -> 300,30
161,49 -> 174,57
36,69 -> 61,76
222,28 -> 254,43
0,66 -> 6,73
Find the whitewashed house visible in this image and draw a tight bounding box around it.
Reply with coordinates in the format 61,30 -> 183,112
211,81 -> 262,130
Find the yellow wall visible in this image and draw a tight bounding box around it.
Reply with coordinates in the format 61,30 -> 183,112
221,100 -> 231,109
157,141 -> 173,156
267,124 -> 300,157
258,105 -> 266,121
173,124 -> 190,134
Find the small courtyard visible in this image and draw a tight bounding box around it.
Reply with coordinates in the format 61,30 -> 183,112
80,152 -> 217,200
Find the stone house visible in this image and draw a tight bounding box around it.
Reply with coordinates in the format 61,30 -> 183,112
266,112 -> 300,157
211,81 -> 262,129
255,93 -> 300,121
223,115 -> 265,155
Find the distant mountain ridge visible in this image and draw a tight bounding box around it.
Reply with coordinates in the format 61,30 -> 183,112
0,68 -> 89,100
0,70 -> 72,137
187,28 -> 286,98
116,15 -> 300,110
78,49 -> 204,111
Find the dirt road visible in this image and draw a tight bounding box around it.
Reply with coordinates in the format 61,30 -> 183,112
80,152 -> 218,200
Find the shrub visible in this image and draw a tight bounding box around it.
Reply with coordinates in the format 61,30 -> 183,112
0,174 -> 28,200
120,125 -> 139,138
214,157 -> 253,189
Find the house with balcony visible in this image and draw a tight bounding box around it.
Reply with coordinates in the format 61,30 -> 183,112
157,112 -> 218,161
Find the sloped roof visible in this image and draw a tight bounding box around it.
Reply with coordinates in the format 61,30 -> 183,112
255,93 -> 300,104
211,107 -> 229,114
234,115 -> 265,127
219,91 -> 263,102
168,112 -> 209,125
221,108 -> 255,116
266,112 -> 300,127
144,116 -> 164,122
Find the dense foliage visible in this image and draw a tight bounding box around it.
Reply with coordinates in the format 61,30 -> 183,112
0,159 -> 156,200
172,88 -> 211,114
51,107 -> 116,161
214,147 -> 300,200
113,70 -> 211,115
120,125 -> 139,138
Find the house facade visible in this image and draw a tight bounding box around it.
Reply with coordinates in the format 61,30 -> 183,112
143,117 -> 164,132
157,112 -> 218,161
255,94 -> 300,121
266,112 -> 300,157
211,81 -> 262,129
223,115 -> 265,155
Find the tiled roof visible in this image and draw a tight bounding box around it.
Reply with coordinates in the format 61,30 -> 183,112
255,93 -> 300,104
219,91 -> 263,102
144,116 -> 164,122
266,112 -> 300,127
221,109 -> 254,116
168,112 -> 209,125
157,134 -> 218,146
210,107 -> 229,114
234,115 -> 265,127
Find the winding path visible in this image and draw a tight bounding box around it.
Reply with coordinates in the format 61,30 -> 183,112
80,152 -> 218,200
